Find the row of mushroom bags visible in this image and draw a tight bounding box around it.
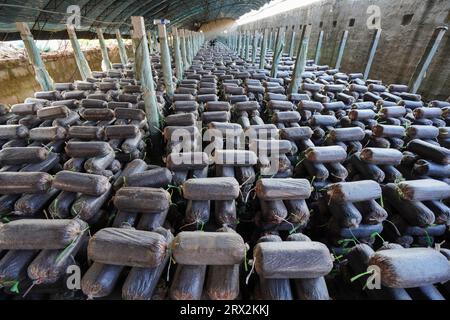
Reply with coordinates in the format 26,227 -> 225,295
0,40 -> 449,300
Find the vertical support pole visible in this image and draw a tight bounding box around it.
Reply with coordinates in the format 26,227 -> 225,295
131,33 -> 140,77
244,30 -> 250,61
186,30 -> 193,64
288,25 -> 311,95
192,32 -> 196,58
131,16 -> 160,136
335,30 -> 349,70
172,27 -> 183,81
252,30 -> 258,64
67,25 -> 92,80
196,32 -> 200,53
180,29 -> 188,70
185,31 -> 190,64
236,32 -> 241,54
364,28 -> 382,80
168,32 -> 173,51
270,30 -> 276,51
267,30 -> 273,52
193,32 -> 198,55
238,33 -> 241,52
131,33 -> 136,57
147,31 -> 154,54
16,22 -> 54,91
314,30 -> 324,65
270,27 -> 285,78
96,28 -> 112,71
408,26 -> 448,94
194,32 -> 197,53
151,30 -> 160,53
240,32 -> 245,57
190,32 -> 195,56
154,19 -> 174,97
192,31 -> 196,59
154,30 -> 160,53
259,28 -> 269,70
116,29 -> 128,66
289,30 -> 296,58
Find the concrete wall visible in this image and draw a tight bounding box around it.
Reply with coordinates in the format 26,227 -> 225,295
236,0 -> 450,100
0,46 -> 123,105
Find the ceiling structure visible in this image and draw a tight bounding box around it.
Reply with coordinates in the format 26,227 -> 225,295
0,0 -> 270,41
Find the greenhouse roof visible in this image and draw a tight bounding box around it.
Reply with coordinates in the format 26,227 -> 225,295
0,0 -> 270,40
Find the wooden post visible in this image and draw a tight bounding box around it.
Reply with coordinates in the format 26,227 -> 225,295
180,29 -> 189,70
191,32 -> 196,56
194,32 -> 199,54
272,30 -> 277,51
288,25 -> 311,95
147,31 -> 154,54
131,16 -> 160,136
67,25 -> 92,80
244,30 -> 250,61
16,22 -> 54,91
188,31 -> 194,64
270,27 -> 285,78
364,28 -> 382,80
155,19 -> 174,97
185,31 -> 191,64
194,32 -> 200,57
150,30 -> 160,53
259,29 -> 269,69
200,32 -> 204,51
194,32 -> 199,56
289,30 -> 296,58
314,30 -> 324,65
168,32 -> 173,51
154,30 -> 160,53
116,29 -> 128,66
335,30 -> 349,70
96,28 -> 112,71
130,32 -> 136,57
252,30 -> 258,64
172,27 -> 184,81
131,34 -> 140,65
408,26 -> 448,94
236,32 -> 241,54
268,30 -> 274,51
240,32 -> 245,57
